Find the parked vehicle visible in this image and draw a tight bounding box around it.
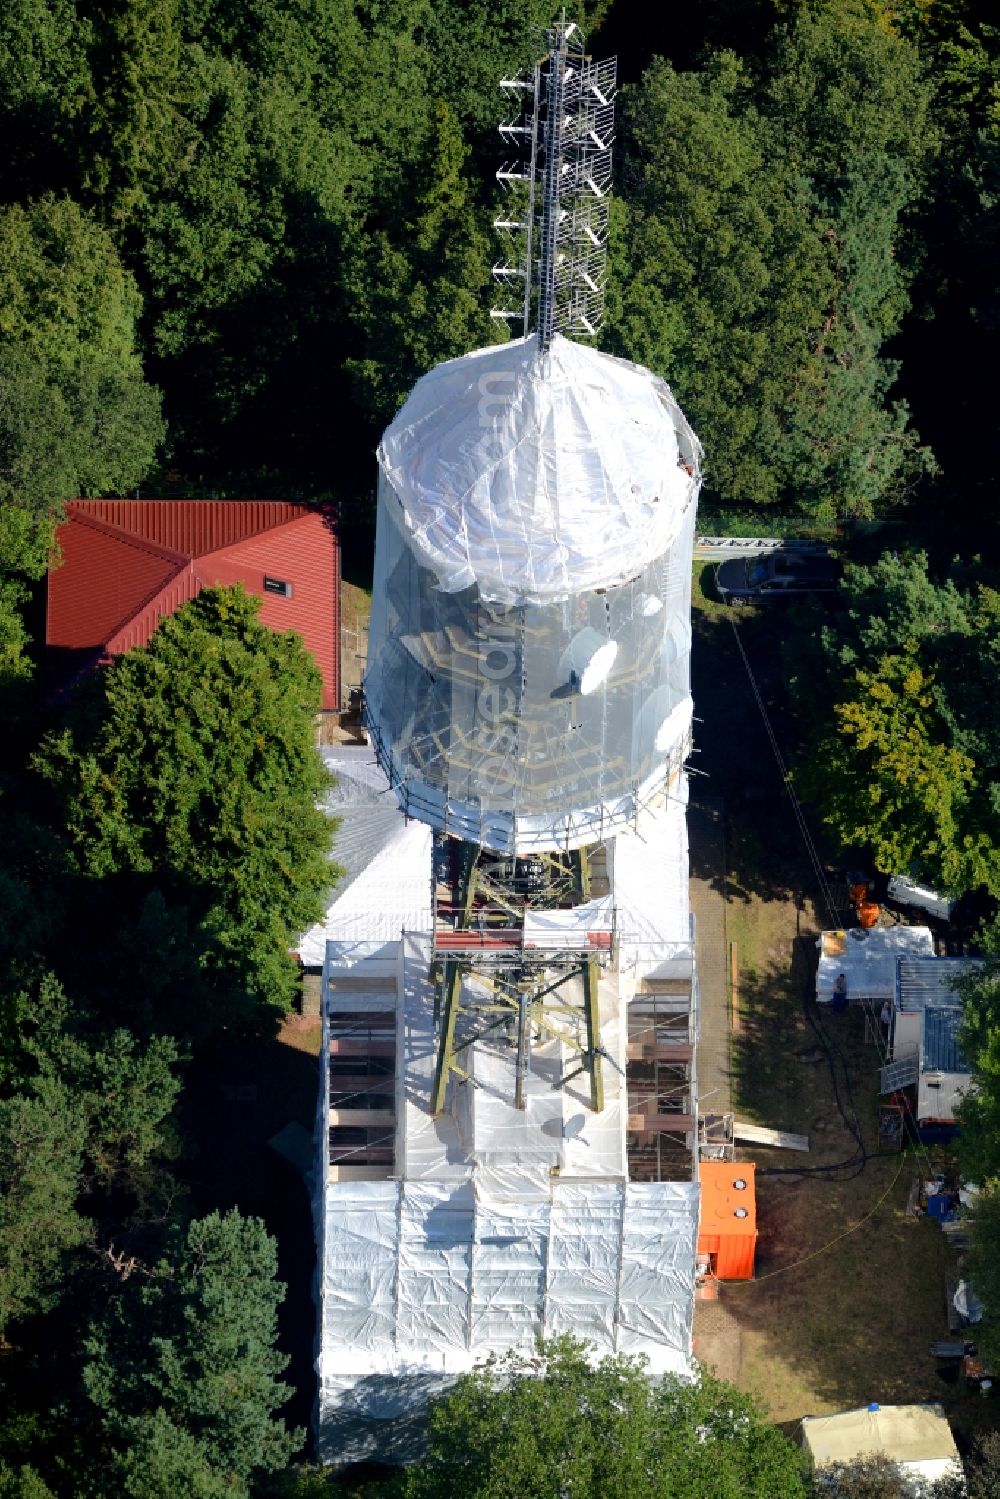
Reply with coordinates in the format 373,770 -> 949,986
887,873 -> 958,923
715,551 -> 840,604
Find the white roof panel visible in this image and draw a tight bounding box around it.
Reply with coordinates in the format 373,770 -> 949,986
816,925 -> 935,1004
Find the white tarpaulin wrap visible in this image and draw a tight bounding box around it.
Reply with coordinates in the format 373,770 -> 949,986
315,930 -> 699,1464
321,1181 -> 398,1356
378,333 -> 700,606
316,329 -> 702,1465
523,896 -> 614,950
318,1174 -> 699,1462
363,487 -> 699,854
612,787 -> 693,978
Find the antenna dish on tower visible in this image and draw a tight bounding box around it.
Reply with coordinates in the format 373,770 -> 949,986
493,19 -> 616,349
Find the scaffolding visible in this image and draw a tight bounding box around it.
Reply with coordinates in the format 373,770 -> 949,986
626,977 -> 697,1183
429,840 -> 615,1114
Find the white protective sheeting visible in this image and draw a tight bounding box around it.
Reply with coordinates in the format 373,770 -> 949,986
318,1174 -> 698,1463
316,928 -> 699,1464
611,783 -> 694,978
816,926 -> 935,1004
378,333 -> 700,606
363,484 -> 699,855
522,896 -> 614,950
297,817 -> 432,965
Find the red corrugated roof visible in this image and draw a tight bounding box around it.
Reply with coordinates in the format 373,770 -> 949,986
72,499 -> 311,557
47,499 -> 341,708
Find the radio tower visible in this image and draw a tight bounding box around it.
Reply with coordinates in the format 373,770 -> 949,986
314,17 -> 707,1467
494,16 -> 616,345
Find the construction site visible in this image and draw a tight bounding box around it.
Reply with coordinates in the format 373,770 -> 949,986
308,21 -> 723,1464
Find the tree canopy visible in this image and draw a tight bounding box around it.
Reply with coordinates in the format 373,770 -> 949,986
789,551 -> 1000,899
36,584 -> 336,1018
0,195 -> 163,579
2,0 -> 1000,1491
404,1338 -> 808,1499
83,1209 -> 301,1496
609,5 -> 935,519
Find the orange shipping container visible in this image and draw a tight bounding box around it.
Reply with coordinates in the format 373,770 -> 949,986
697,1161 -> 757,1280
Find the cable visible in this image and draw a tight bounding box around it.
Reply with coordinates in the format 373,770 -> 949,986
707,1152 -> 907,1289
726,613 -> 939,1185
727,617 -> 840,929
727,614 -> 867,1178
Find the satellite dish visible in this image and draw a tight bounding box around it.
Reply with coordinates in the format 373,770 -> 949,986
557,628 -> 619,697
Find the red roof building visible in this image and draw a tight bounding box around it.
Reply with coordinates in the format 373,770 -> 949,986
46,500 -> 340,708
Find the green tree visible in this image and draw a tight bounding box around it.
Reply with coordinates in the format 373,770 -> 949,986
0,196 -> 163,605
762,3 -> 937,518
0,1465 -> 56,1499
956,944 -> 1000,1184
405,1338 -> 808,1499
0,0 -> 92,199
611,52 -> 831,511
963,1177 -> 1000,1371
811,1452 -> 911,1497
23,973 -> 182,1200
343,100 -> 499,421
83,1209 -> 301,1497
789,551 -> 1000,897
0,1077 -> 89,1333
610,5 -> 935,520
964,1429 -> 1000,1499
36,585 -> 336,1017
796,652 -> 988,891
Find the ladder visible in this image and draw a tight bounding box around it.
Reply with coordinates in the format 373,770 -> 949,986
880,1052 -> 919,1093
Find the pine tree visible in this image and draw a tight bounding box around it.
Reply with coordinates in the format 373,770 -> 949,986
83,1210 -> 301,1497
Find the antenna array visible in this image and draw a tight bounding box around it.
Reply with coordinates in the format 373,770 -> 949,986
493,21 -> 616,350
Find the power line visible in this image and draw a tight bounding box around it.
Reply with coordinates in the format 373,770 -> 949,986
725,614 -> 937,1183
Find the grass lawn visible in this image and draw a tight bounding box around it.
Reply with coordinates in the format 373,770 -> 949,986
689,574 -> 988,1436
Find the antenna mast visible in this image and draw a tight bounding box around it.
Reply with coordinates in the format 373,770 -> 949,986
493,19 -> 616,351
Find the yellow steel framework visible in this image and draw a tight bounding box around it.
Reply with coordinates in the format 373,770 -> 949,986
429,845 -> 609,1115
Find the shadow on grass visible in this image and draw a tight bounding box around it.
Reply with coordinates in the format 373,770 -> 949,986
689,596 -> 835,908
717,938 -> 955,1418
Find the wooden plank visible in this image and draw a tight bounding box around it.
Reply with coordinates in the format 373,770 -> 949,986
325,1013 -> 395,1025
329,1147 -> 394,1165
328,1165 -> 393,1182
626,1043 -> 694,1062
328,1075 -> 395,1092
329,1039 -> 396,1057
329,979 -> 397,994
627,1113 -> 695,1133
730,941 -> 740,1034
732,1121 -> 809,1152
329,1108 -> 395,1128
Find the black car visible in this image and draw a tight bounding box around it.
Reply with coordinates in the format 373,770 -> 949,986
715,551 -> 840,605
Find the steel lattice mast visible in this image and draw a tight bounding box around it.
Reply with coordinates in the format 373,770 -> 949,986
493,19 -> 616,349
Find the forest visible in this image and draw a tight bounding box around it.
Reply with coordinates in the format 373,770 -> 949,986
1,0 -> 999,1493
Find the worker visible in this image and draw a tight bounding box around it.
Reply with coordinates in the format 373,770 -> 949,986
880,998 -> 892,1041
832,973 -> 848,1014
